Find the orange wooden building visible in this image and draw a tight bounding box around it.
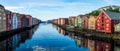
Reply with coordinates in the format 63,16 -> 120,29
88,16 -> 97,30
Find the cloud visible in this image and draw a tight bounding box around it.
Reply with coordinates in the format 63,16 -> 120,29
16,1 -> 95,21
3,0 -> 96,21
104,0 -> 120,5
5,6 -> 24,12
104,0 -> 112,4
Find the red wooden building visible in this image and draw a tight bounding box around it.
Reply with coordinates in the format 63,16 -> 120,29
82,15 -> 89,29
17,14 -> 22,28
96,10 -> 120,33
25,15 -> 31,26
60,18 -> 68,25
5,10 -> 12,31
64,18 -> 68,25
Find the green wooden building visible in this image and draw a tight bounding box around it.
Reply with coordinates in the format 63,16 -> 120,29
68,16 -> 76,26
115,23 -> 120,32
74,16 -> 82,28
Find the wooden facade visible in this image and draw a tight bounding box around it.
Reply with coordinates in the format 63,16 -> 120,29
82,15 -> 88,29
68,16 -> 76,26
0,4 -> 6,32
17,14 -> 22,28
21,14 -> 27,27
25,15 -> 31,26
74,16 -> 82,28
5,10 -> 12,30
114,23 -> 120,32
12,13 -> 18,29
88,16 -> 97,30
60,18 -> 65,25
58,18 -> 61,25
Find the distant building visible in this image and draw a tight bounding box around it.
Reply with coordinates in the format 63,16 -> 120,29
81,15 -> 89,29
5,10 -> 12,30
12,13 -> 18,29
74,16 -> 82,28
0,4 -> 6,31
68,16 -> 76,26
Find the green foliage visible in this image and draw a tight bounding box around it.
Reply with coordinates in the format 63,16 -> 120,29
107,7 -> 120,13
86,10 -> 100,16
85,6 -> 120,16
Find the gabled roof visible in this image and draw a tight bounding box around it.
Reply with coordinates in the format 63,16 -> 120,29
5,10 -> 11,14
0,4 -> 4,7
104,10 -> 120,20
90,16 -> 97,19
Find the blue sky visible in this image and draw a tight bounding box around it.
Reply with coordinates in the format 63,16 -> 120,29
1,0 -> 120,21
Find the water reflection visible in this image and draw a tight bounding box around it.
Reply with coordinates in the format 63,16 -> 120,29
56,27 -> 68,36
0,25 -> 39,51
55,26 -> 120,51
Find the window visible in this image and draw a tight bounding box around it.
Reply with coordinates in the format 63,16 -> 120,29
97,23 -> 100,26
105,16 -> 107,19
97,27 -> 100,29
102,28 -> 104,30
106,45 -> 109,47
117,26 -> 120,29
3,13 -> 6,16
106,24 -> 109,27
3,17 -> 6,20
97,20 -> 100,22
106,20 -> 109,22
102,16 -> 104,19
102,24 -> 104,26
106,28 -> 109,30
102,20 -> 104,23
0,17 -> 1,20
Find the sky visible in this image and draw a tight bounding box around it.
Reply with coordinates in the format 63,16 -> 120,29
1,0 -> 120,21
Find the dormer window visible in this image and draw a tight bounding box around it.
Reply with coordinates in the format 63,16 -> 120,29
106,24 -> 109,27
97,20 -> 100,22
97,27 -> 100,29
105,16 -> 107,19
106,28 -> 109,30
97,23 -> 100,26
106,20 -> 109,22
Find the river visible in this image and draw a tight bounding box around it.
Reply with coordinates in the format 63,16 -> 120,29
0,23 -> 120,51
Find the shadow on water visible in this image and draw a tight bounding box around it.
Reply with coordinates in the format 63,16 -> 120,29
53,24 -> 120,51
0,25 -> 39,51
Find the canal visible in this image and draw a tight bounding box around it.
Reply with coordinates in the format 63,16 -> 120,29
0,23 -> 120,51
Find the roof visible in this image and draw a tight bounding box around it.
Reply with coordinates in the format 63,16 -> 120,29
69,16 -> 76,18
0,4 -> 4,7
104,10 -> 120,20
90,16 -> 97,19
5,10 -> 11,14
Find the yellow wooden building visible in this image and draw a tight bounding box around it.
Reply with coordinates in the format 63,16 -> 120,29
88,16 -> 97,30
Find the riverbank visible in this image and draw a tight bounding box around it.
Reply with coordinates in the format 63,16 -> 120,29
52,23 -> 120,41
